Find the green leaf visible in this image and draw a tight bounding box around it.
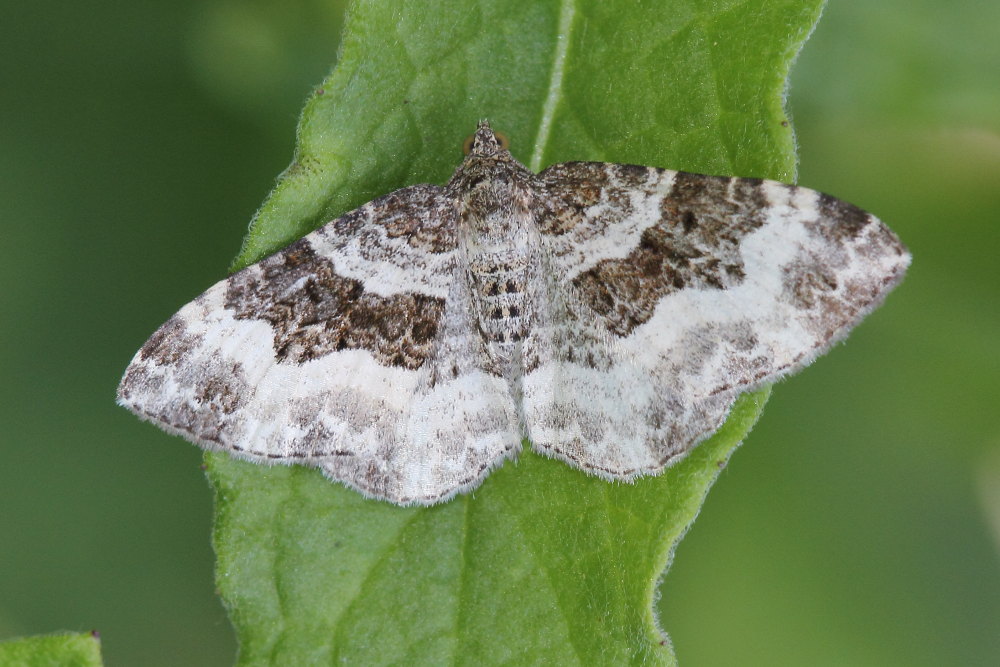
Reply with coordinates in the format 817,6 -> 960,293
210,0 -> 822,663
0,632 -> 104,667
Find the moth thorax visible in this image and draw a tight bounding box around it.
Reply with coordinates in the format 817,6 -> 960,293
466,204 -> 528,239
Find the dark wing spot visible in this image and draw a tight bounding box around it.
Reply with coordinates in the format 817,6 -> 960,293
572,172 -> 768,336
225,241 -> 445,370
818,192 -> 871,240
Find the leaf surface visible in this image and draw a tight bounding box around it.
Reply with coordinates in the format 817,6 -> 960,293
210,0 -> 823,663
0,632 -> 103,667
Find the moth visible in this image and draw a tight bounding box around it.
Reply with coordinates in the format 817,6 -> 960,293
118,121 -> 909,505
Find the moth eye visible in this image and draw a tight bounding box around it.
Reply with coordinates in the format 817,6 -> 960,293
462,131 -> 511,154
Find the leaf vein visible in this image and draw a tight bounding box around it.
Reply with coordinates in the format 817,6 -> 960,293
530,0 -> 576,171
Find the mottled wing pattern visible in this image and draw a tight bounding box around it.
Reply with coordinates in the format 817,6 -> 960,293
523,161 -> 910,479
118,185 -> 521,504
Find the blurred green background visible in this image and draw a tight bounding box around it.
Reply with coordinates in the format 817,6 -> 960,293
1,1 -> 997,665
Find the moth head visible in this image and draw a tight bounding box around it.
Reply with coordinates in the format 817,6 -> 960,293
463,121 -> 510,157
449,122 -> 533,214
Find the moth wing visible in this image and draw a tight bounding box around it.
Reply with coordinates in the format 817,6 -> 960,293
118,185 -> 520,505
523,162 -> 910,479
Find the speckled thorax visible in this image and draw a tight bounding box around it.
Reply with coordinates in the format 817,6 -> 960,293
450,153 -> 538,359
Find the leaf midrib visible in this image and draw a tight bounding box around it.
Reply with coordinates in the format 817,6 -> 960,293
529,0 -> 577,171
